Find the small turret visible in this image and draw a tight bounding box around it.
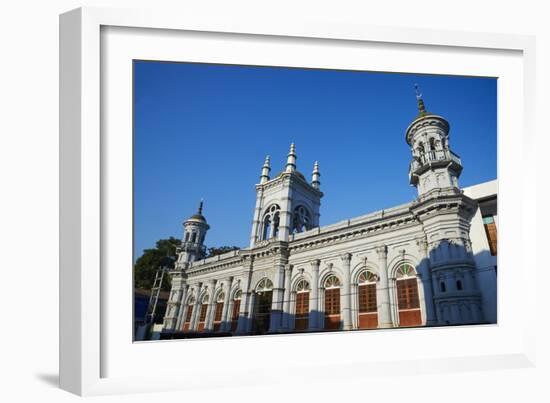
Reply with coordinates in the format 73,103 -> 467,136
260,155 -> 271,184
178,200 -> 210,263
311,161 -> 321,190
406,84 -> 463,197
285,143 -> 297,173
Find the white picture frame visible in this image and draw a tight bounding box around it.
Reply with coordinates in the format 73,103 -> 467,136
60,6 -> 537,396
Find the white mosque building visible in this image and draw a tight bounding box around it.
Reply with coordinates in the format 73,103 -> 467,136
161,91 -> 498,336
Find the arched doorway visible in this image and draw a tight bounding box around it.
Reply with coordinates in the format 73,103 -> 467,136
357,270 -> 378,329
212,292 -> 224,331
182,297 -> 195,331
294,279 -> 310,331
253,278 -> 273,335
197,293 -> 209,331
396,264 -> 422,327
230,290 -> 242,332
324,275 -> 341,330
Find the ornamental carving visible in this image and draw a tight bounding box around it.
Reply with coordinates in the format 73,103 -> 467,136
375,245 -> 388,258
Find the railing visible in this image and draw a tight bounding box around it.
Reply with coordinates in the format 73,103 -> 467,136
177,243 -> 207,255
409,149 -> 461,172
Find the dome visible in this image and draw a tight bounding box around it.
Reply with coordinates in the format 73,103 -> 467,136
187,213 -> 207,223
185,200 -> 208,224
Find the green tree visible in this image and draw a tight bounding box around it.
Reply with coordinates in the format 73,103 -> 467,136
206,246 -> 240,258
134,237 -> 181,291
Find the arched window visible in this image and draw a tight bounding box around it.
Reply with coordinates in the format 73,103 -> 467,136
357,270 -> 378,329
256,278 -> 273,293
440,281 -> 446,292
417,142 -> 425,156
213,292 -> 225,331
292,205 -> 312,233
456,280 -> 463,291
324,275 -> 341,330
396,264 -> 422,327
191,232 -> 197,243
294,279 -> 310,330
197,293 -> 209,331
185,232 -> 190,242
273,212 -> 280,238
231,290 -> 242,332
262,216 -> 271,240
261,204 -> 280,240
429,137 -> 436,151
253,278 -> 273,334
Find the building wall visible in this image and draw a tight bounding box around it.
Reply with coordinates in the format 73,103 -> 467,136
463,180 -> 498,324
163,181 -> 496,335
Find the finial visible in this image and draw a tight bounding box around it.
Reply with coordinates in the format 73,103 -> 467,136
414,83 -> 426,115
260,155 -> 271,183
311,161 -> 321,189
198,199 -> 203,214
285,143 -> 297,173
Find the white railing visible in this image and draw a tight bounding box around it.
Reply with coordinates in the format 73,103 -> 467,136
409,149 -> 461,172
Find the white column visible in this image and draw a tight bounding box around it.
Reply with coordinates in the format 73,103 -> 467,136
190,283 -> 202,331
220,277 -> 233,332
269,258 -> 286,332
237,265 -> 253,334
376,245 -> 393,328
278,187 -> 293,241
416,238 -> 437,325
205,279 -> 217,331
309,259 -> 320,330
282,264 -> 293,330
341,253 -> 352,330
175,284 -> 189,330
247,292 -> 255,333
163,275 -> 184,331
250,189 -> 264,247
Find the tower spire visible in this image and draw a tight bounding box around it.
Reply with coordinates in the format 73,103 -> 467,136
198,199 -> 203,214
414,83 -> 427,116
260,155 -> 271,184
311,161 -> 321,189
285,143 -> 297,173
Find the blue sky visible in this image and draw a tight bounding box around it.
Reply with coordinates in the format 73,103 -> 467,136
134,61 -> 496,259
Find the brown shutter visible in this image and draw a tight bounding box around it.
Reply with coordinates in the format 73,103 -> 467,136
214,302 -> 224,322
199,304 -> 208,321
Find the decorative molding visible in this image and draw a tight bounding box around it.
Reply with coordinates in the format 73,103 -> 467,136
376,245 -> 388,259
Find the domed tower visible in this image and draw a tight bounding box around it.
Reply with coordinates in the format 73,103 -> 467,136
178,200 -> 210,263
406,84 -> 463,197
406,86 -> 484,325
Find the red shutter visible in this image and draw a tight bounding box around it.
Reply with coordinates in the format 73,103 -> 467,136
324,288 -> 341,330
295,292 -> 309,331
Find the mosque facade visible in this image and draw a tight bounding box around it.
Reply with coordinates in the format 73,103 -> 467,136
161,92 -> 497,336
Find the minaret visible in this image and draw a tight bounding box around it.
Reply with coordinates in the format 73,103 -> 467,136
407,85 -> 482,326
260,155 -> 271,184
406,84 -> 463,197
311,161 -> 321,190
177,200 -> 210,263
285,143 -> 297,173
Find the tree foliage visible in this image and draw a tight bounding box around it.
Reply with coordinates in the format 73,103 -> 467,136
134,237 -> 181,291
205,246 -> 240,258
134,238 -> 240,291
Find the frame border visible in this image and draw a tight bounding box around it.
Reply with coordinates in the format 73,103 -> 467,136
59,6 -> 537,396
